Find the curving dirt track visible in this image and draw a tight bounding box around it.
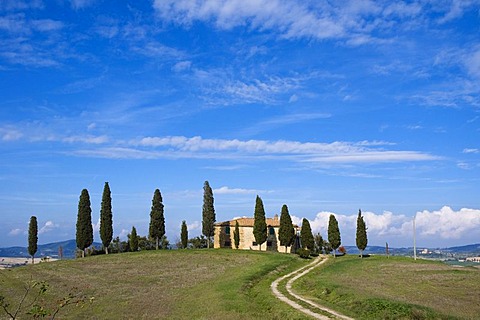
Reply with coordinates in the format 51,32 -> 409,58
271,256 -> 354,320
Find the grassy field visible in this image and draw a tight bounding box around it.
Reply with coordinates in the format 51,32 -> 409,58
0,249 -> 310,320
293,255 -> 480,320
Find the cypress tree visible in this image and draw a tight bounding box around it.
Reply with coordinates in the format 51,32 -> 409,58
356,209 -> 368,258
314,233 -> 324,254
76,189 -> 93,258
253,195 -> 267,250
181,220 -> 188,249
300,218 -> 314,251
149,189 -> 165,250
328,214 -> 341,257
28,216 -> 38,264
233,220 -> 240,249
130,226 -> 138,252
100,182 -> 113,254
278,204 -> 295,253
202,181 -> 215,248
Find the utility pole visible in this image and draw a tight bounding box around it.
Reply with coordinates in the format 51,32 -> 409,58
413,214 -> 417,261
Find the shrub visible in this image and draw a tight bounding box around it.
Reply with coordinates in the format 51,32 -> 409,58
297,248 -> 310,259
338,246 -> 347,254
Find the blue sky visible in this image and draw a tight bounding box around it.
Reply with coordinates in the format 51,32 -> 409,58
1,0 -> 479,249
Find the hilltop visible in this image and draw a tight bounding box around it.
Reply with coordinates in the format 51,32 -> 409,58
2,240 -> 480,259
1,250 -> 478,319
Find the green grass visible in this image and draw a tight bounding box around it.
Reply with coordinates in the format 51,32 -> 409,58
0,249 -> 310,319
292,255 -> 480,320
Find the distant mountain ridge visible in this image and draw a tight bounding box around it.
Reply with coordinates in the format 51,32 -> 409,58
0,240 -> 102,259
2,240 -> 480,258
344,243 -> 480,256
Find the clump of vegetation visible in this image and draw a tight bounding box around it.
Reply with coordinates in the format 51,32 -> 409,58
0,280 -> 93,319
297,248 -> 311,259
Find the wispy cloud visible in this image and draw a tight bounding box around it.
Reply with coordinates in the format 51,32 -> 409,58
8,228 -> 23,236
70,0 -> 95,10
152,0 -> 463,45
39,220 -> 59,234
69,135 -> 440,166
0,126 -> 23,141
213,186 -> 267,195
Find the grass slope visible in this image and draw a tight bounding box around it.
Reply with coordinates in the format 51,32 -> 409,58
0,249 -> 310,320
293,255 -> 480,320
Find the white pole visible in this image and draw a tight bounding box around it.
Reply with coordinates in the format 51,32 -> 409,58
413,214 -> 417,261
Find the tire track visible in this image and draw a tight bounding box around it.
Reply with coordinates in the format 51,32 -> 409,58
271,256 -> 354,320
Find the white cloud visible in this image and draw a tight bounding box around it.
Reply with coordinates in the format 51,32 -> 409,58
63,135 -> 109,144
31,19 -> 64,32
152,0 -> 452,44
414,207 -> 480,239
153,0 -> 343,40
172,60 -> 192,72
70,0 -> 95,10
187,221 -> 201,231
437,1 -> 479,24
117,228 -> 129,241
214,186 -> 263,195
92,218 -> 100,234
8,228 -> 23,236
72,135 -> 440,165
39,220 -> 59,234
0,127 -> 23,141
463,148 -> 480,154
466,47 -> 480,79
298,206 -> 480,246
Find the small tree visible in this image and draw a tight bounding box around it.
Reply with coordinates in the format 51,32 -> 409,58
28,216 -> 38,264
181,220 -> 188,249
233,220 -> 240,249
356,209 -> 368,258
253,195 -> 267,250
278,204 -> 295,253
323,241 -> 333,255
328,214 -> 341,257
129,226 -> 138,252
314,233 -> 324,254
100,182 -> 113,254
76,189 -> 93,258
149,189 -> 165,250
300,218 -> 314,251
202,181 -> 216,248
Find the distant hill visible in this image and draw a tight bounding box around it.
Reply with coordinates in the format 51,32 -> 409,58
0,240 -> 102,259
344,243 -> 480,256
2,241 -> 480,259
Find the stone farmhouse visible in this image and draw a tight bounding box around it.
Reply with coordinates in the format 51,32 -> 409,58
213,215 -> 299,253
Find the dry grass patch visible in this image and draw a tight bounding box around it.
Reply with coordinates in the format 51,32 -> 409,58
293,255 -> 480,319
1,249 -> 309,319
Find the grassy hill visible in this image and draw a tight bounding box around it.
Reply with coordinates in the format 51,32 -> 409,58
2,251 -> 479,319
0,249 -> 310,319
293,255 -> 480,319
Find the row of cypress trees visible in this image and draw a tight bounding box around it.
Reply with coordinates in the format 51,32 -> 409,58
74,180 -> 366,256
299,209 -> 368,257
251,195 -> 368,257
76,183 -> 167,256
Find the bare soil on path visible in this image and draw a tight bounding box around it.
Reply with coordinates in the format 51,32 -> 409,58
271,255 -> 354,320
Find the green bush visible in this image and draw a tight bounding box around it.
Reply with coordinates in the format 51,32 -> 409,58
297,248 -> 310,259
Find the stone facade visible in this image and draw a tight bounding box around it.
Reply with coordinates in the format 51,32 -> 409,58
213,215 -> 298,253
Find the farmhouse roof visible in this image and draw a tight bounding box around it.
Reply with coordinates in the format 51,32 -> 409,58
215,214 -> 287,227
